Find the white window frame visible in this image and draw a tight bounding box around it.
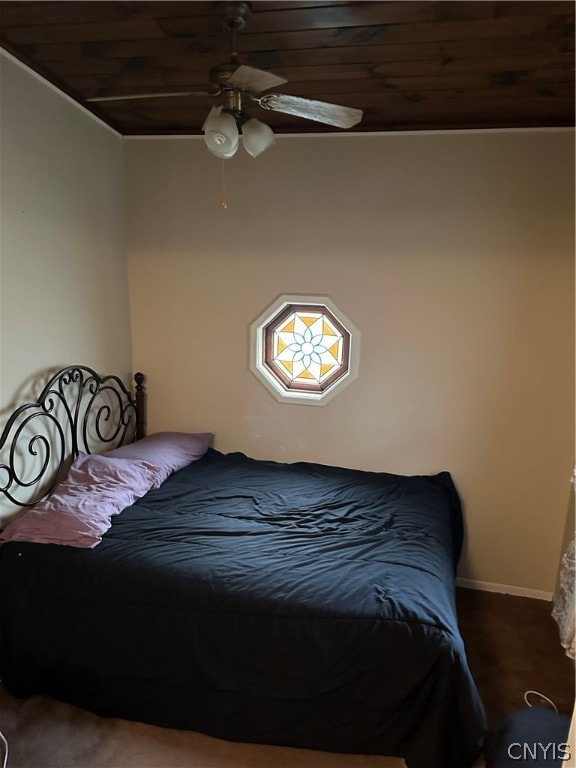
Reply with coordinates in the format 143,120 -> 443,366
250,294 -> 360,406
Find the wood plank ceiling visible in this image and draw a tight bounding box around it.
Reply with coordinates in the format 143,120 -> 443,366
0,1 -> 574,136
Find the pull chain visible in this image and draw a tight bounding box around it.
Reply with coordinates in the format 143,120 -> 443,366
220,159 -> 228,209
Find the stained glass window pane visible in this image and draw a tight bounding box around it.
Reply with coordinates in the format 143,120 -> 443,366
251,296 -> 359,405
271,311 -> 344,386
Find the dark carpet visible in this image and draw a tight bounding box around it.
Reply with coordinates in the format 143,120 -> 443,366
456,587 -> 575,726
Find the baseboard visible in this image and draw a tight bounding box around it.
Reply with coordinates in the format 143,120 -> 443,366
456,577 -> 553,602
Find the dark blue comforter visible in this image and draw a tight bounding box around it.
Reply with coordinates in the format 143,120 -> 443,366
0,449 -> 486,767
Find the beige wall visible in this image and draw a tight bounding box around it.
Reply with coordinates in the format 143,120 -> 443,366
1,51 -> 573,595
0,53 -> 132,410
126,131 -> 574,596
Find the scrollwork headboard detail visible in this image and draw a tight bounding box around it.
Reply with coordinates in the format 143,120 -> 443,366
0,365 -> 146,508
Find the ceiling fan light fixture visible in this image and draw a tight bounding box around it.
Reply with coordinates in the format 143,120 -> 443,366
203,107 -> 239,158
242,117 -> 275,158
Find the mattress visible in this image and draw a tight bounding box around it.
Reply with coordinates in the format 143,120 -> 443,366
0,449 -> 486,767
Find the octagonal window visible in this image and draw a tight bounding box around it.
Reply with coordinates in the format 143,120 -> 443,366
251,296 -> 360,405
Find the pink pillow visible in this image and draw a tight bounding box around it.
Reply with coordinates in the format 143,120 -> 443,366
104,431 -> 213,482
0,453 -> 165,548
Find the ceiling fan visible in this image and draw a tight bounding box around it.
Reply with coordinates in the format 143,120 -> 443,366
87,1 -> 363,158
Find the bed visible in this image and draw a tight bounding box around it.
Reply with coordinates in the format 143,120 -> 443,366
0,365 -> 486,768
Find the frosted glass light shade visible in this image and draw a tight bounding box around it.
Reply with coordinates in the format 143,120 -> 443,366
203,108 -> 239,158
242,117 -> 275,157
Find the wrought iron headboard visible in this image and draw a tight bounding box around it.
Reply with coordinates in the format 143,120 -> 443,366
0,365 -> 146,508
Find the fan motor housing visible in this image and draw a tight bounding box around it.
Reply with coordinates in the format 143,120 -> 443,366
220,2 -> 252,31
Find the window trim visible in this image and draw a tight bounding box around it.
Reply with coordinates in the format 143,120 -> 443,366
250,295 -> 360,406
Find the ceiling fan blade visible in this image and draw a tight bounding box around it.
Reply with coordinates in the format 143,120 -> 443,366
228,65 -> 288,93
87,90 -> 212,103
258,94 -> 363,129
